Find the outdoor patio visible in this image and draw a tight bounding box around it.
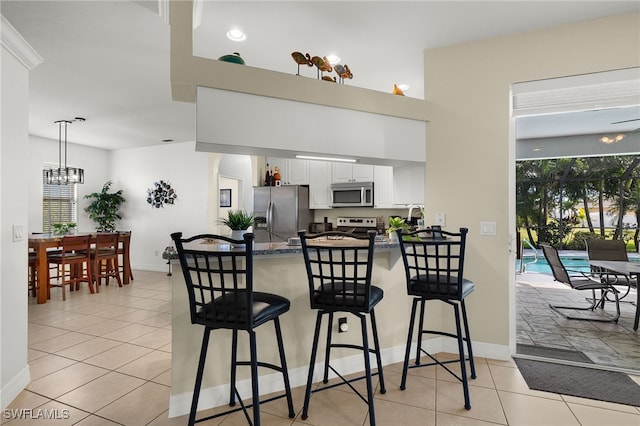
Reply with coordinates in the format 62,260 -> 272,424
516,271 -> 640,372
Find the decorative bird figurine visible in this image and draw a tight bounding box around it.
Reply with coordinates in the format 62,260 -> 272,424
334,64 -> 353,84
392,84 -> 405,96
322,75 -> 336,83
311,56 -> 332,79
291,51 -> 312,75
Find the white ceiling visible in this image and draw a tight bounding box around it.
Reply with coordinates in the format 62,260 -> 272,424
1,1 -> 639,151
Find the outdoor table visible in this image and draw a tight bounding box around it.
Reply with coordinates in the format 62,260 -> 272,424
588,260 -> 640,330
28,232 -> 131,304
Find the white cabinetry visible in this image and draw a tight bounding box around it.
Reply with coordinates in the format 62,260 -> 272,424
393,164 -> 425,206
373,165 -> 394,208
309,161 -> 332,209
331,163 -> 374,183
267,157 -> 310,185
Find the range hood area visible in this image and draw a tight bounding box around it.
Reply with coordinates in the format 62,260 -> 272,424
195,87 -> 427,167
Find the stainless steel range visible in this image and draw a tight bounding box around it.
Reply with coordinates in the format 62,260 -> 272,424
336,216 -> 379,236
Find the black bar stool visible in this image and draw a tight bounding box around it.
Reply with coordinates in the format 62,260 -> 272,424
171,232 -> 295,426
298,230 -> 386,426
397,227 -> 476,410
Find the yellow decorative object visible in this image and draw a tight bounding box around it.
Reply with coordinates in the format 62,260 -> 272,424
392,84 -> 405,96
291,51 -> 312,75
273,166 -> 281,182
322,76 -> 336,82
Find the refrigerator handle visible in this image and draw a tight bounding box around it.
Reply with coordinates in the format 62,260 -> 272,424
267,201 -> 273,233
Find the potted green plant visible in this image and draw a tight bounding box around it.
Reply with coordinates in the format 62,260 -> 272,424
386,216 -> 410,242
51,222 -> 77,235
220,210 -> 254,245
84,181 -> 126,232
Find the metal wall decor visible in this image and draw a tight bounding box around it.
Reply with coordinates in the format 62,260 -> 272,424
147,180 -> 177,208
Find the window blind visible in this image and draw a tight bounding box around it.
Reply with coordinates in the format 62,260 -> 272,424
42,170 -> 78,232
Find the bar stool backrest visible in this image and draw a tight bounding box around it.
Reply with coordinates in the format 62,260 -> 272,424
397,227 -> 468,299
298,230 -> 377,313
171,232 -> 255,330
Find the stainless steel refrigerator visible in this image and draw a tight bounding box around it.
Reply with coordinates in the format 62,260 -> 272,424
253,185 -> 314,243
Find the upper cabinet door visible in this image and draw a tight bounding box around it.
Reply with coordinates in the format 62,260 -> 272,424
287,158 -> 310,185
373,165 -> 393,208
309,161 -> 332,209
332,163 -> 374,183
352,164 -> 374,182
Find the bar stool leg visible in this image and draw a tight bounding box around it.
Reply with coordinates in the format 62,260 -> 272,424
302,311 -> 323,420
369,309 -> 386,394
229,329 -> 238,407
273,318 -> 295,418
415,299 -> 426,365
461,301 -> 476,379
189,328 -> 211,426
400,299 -> 419,390
322,312 -> 334,383
454,303 -> 471,410
359,313 -> 375,426
249,330 -> 261,426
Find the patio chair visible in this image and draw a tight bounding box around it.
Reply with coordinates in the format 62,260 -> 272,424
539,244 -> 620,323
586,239 -> 637,302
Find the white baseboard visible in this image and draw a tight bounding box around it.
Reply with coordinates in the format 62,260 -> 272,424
168,339 -> 509,418
1,365 -> 30,410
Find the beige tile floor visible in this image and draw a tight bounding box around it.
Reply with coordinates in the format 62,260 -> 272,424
4,270 -> 640,425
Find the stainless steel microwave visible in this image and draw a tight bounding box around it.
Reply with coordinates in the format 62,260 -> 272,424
330,182 -> 374,207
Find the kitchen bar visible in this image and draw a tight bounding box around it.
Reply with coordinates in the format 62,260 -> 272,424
168,237 -> 406,417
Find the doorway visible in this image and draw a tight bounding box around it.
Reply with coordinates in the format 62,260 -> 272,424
512,69 -> 640,373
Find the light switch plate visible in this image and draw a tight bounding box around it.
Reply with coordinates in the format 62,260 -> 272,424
13,224 -> 24,242
435,212 -> 446,226
480,221 -> 496,236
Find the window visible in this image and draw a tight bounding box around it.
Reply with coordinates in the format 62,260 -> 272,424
42,170 -> 78,232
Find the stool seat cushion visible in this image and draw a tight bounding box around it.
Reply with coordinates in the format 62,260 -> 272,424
198,291 -> 290,328
408,276 -> 475,299
313,282 -> 383,309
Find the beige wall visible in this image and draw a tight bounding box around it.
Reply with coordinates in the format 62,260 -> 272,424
423,12 -> 640,348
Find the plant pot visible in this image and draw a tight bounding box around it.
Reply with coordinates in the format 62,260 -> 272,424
230,230 -> 248,247
387,232 -> 399,242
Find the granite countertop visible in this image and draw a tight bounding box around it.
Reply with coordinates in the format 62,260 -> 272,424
163,238 -> 399,258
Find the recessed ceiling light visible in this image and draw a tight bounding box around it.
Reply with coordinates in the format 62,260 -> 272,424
326,54 -> 340,65
599,134 -> 625,144
397,83 -> 410,91
532,148 -> 541,152
161,139 -> 174,143
226,29 -> 246,42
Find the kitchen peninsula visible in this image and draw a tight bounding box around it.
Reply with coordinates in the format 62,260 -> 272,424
168,237 -> 413,417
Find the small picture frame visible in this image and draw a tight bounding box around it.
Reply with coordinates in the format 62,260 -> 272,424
219,188 -> 231,208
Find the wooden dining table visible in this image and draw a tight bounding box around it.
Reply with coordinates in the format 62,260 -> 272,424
28,232 -> 131,304
588,260 -> 640,330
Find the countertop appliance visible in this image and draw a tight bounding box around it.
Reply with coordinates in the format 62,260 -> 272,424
253,185 -> 314,243
336,216 -> 378,236
330,181 -> 374,207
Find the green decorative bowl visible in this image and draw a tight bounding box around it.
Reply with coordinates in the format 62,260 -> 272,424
218,52 -> 245,65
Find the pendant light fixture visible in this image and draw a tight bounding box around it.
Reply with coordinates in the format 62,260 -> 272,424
45,118 -> 85,185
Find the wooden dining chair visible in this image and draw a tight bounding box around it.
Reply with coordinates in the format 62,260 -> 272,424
91,232 -> 122,288
117,230 -> 133,283
47,235 -> 94,300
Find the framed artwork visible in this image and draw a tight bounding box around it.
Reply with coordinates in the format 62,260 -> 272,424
219,188 -> 232,207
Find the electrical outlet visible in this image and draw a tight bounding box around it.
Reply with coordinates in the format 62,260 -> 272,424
435,212 -> 446,226
154,250 -> 159,256
338,317 -> 348,333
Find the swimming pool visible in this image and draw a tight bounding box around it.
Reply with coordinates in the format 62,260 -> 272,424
518,257 -> 589,274
518,255 -> 640,274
